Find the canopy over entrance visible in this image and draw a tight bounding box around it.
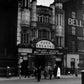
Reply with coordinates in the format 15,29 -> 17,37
36,40 -> 55,49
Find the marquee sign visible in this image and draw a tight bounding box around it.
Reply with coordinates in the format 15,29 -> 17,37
34,49 -> 58,55
36,40 -> 55,49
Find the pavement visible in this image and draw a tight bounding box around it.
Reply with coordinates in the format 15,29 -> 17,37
0,74 -> 81,81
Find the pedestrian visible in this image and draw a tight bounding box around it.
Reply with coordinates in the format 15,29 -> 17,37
75,68 -> 78,77
44,69 -> 47,79
53,65 -> 57,78
37,66 -> 41,82
27,66 -> 30,78
57,67 -> 61,79
43,66 -> 48,79
49,66 -> 53,80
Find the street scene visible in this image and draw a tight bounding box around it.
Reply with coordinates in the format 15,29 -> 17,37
0,75 -> 81,84
0,0 -> 84,84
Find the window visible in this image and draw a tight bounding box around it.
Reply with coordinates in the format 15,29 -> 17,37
83,28 -> 84,36
82,1 -> 84,4
38,16 -> 42,22
72,41 -> 76,53
38,15 -> 50,23
72,12 -> 76,18
38,29 -> 50,39
21,32 -> 29,44
72,27 -> 76,35
83,14 -> 84,20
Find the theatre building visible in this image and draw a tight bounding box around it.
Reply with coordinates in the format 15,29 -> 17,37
1,0 -> 84,76
17,0 -> 84,75
17,0 -> 66,75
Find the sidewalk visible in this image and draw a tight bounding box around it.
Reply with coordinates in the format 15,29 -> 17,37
61,74 -> 81,78
0,74 -> 81,81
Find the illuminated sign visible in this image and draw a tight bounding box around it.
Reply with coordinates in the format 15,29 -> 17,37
68,18 -> 83,27
36,40 -> 55,49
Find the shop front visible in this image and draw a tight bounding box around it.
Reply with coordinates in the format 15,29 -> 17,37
32,39 -> 65,71
18,47 -> 32,76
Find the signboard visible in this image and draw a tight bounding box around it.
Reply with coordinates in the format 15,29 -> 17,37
56,58 -> 61,61
34,48 -> 64,56
18,48 -> 32,53
68,12 -> 83,27
68,18 -> 83,27
34,49 -> 58,55
36,40 -> 55,49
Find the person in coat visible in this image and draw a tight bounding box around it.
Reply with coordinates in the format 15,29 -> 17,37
57,67 -> 61,79
37,66 -> 41,82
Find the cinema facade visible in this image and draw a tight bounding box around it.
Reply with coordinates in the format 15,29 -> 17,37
16,0 -> 84,76
17,0 -> 67,75
0,0 -> 84,76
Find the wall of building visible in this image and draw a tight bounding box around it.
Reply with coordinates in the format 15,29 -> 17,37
0,0 -> 18,76
64,0 -> 84,70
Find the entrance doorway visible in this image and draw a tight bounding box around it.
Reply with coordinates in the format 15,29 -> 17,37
70,58 -> 75,74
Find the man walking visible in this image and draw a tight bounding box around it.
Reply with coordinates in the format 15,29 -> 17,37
37,66 -> 41,82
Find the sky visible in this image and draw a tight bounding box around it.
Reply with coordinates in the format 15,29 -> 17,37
37,0 -> 54,6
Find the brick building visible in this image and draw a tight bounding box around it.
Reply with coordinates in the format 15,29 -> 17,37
64,0 -> 84,71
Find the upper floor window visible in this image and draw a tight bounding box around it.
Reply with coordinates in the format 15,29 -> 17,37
72,12 -> 76,18
21,32 -> 29,44
38,15 -> 50,23
38,29 -> 50,39
83,14 -> 84,20
71,41 -> 76,53
83,28 -> 84,36
72,27 -> 76,35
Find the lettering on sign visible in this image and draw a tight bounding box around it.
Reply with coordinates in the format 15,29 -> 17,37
36,40 -> 55,49
68,18 -> 83,27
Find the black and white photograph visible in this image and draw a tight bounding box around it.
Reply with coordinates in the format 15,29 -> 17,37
0,0 -> 83,84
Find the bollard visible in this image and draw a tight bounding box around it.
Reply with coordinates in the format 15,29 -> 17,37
81,70 -> 84,84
